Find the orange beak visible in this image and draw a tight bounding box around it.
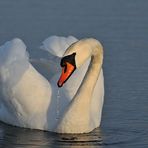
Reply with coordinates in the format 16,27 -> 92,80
57,62 -> 75,87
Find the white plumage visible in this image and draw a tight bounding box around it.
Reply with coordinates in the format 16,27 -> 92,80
0,36 -> 104,133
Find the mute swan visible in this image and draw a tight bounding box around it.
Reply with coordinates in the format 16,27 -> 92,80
0,36 -> 104,134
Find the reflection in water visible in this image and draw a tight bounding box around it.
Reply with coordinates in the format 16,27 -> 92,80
1,121 -> 148,147
0,122 -> 103,148
54,129 -> 103,148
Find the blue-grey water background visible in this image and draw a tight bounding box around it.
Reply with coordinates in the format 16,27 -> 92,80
0,0 -> 148,147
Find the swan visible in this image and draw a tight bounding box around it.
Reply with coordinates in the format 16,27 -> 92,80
0,36 -> 104,134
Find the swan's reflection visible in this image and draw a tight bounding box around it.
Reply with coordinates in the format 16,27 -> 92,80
53,128 -> 103,148
0,122 -> 103,148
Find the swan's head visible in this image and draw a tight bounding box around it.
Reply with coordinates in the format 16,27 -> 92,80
57,40 -> 92,87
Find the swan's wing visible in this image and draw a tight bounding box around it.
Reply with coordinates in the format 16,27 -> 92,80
0,39 -> 52,127
0,38 -> 30,88
0,38 -> 30,114
40,36 -> 78,57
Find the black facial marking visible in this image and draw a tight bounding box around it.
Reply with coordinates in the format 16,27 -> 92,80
61,53 -> 76,68
64,64 -> 67,73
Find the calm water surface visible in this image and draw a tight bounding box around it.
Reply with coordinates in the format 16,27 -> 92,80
0,0 -> 148,147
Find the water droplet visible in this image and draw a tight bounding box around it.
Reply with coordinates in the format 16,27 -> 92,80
56,89 -> 60,120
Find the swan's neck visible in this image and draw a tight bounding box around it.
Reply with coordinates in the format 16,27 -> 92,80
74,42 -> 103,104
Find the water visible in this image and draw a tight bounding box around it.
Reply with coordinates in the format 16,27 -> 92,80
56,89 -> 60,120
0,0 -> 148,147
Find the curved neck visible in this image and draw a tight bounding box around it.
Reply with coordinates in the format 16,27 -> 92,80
56,40 -> 103,133
74,41 -> 103,104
